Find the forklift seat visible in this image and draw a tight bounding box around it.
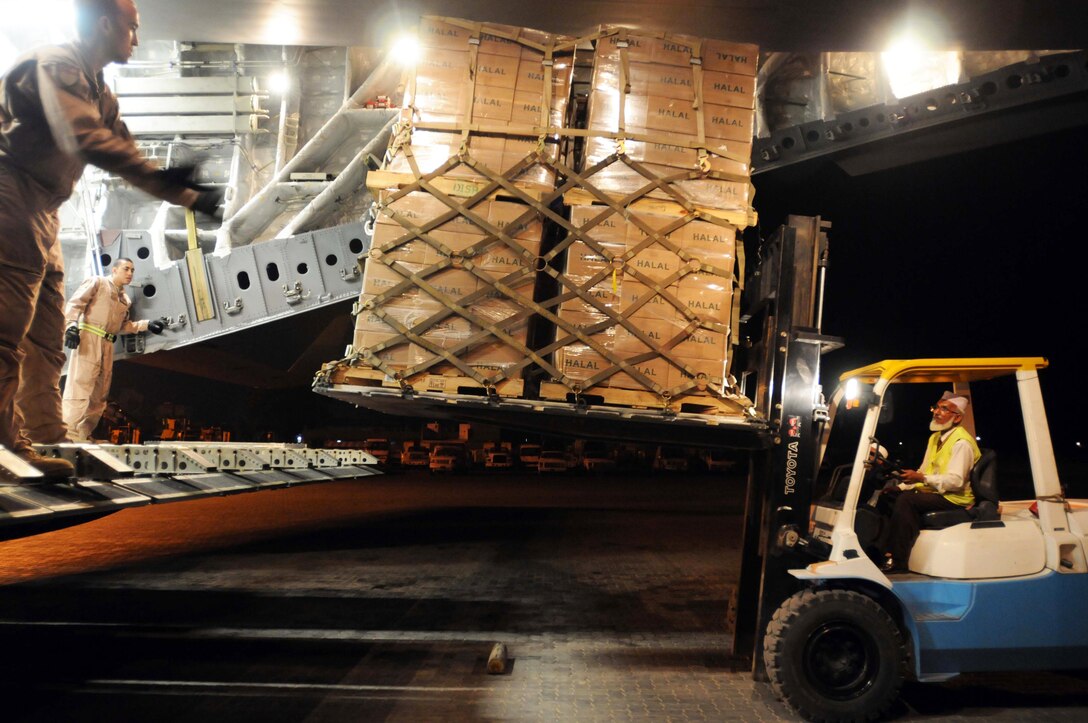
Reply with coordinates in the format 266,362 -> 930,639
920,448 -> 998,529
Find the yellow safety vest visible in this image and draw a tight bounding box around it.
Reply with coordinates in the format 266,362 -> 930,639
921,425 -> 981,507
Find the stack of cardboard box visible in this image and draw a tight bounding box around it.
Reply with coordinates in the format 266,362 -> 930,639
354,17 -> 574,382
554,206 -> 737,394
554,29 -> 757,399
584,30 -> 758,211
385,16 -> 574,191
354,190 -> 544,379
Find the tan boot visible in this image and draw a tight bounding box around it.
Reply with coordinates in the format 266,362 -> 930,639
16,449 -> 75,481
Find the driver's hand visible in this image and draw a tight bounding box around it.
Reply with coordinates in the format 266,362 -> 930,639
899,469 -> 926,484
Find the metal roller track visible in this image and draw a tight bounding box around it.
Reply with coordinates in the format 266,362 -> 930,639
0,442 -> 382,533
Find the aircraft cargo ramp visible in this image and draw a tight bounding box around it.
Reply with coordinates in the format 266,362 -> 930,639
0,443 -> 381,537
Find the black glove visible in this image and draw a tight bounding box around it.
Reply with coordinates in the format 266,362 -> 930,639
191,187 -> 225,221
147,318 -> 165,334
65,325 -> 81,349
159,164 -> 203,190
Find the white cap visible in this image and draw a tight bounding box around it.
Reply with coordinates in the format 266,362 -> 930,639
868,442 -> 889,459
940,391 -> 969,414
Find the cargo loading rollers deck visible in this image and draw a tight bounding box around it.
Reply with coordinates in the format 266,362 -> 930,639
315,380 -> 772,450
0,443 -> 381,536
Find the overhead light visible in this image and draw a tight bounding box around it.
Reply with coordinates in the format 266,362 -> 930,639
882,43 -> 961,99
8,0 -> 74,32
262,10 -> 300,45
881,13 -> 960,99
267,71 -> 290,94
391,33 -> 422,66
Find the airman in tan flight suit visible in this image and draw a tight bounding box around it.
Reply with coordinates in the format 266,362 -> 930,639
62,257 -> 164,442
0,0 -> 221,479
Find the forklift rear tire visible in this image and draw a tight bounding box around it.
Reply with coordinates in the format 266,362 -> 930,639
764,588 -> 906,722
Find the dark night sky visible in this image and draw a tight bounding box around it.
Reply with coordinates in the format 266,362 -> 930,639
752,122 -> 1088,476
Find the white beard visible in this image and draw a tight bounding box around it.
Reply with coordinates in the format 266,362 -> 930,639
930,419 -> 954,432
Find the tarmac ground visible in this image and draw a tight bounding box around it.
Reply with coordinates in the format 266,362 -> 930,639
0,468 -> 1085,721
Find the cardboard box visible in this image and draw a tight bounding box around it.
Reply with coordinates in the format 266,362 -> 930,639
613,317 -> 678,356
363,260 -> 421,299
371,223 -> 435,266
586,91 -> 755,146
676,274 -> 732,322
456,329 -> 531,375
354,295 -> 436,334
475,52 -> 521,90
554,344 -> 612,382
592,59 -> 756,110
376,191 -> 477,230
595,30 -> 702,68
558,309 -> 618,349
669,356 -> 726,390
488,200 -> 545,240
569,205 -> 628,244
351,330 -> 416,366
594,29 -> 758,76
623,245 -> 683,284
581,160 -> 752,210
585,135 -> 751,177
420,16 -> 570,60
608,357 -> 673,391
419,268 -> 480,305
416,316 -> 474,349
563,239 -> 623,278
702,39 -> 760,76
673,327 -> 727,361
621,280 -> 681,324
558,275 -> 624,317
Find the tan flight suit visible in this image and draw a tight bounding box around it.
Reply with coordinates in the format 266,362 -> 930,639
0,41 -> 198,453
62,276 -> 149,441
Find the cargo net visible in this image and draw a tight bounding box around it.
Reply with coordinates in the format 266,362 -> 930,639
322,19 -> 758,414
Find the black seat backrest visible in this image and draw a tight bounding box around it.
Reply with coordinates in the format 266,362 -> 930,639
970,449 -> 998,520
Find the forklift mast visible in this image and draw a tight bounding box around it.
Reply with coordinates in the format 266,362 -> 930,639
732,216 -> 841,674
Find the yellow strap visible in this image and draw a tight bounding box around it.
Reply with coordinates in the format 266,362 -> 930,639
185,207 -> 198,251
78,321 -> 116,341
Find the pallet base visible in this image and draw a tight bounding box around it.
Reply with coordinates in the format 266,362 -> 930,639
537,381 -> 749,417
330,364 -> 525,398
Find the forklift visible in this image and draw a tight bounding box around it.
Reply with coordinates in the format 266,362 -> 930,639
732,221 -> 1088,720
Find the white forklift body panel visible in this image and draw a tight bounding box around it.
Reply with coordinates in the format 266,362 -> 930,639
910,519 -> 1046,579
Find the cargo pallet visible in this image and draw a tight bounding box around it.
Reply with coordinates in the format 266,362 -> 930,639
332,365 -> 526,398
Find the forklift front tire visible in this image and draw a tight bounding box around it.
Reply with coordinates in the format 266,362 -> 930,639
764,588 -> 906,722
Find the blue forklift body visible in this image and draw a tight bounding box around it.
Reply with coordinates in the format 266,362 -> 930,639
892,570 -> 1088,679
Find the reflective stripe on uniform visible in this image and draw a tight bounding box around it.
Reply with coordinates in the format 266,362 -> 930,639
78,321 -> 117,343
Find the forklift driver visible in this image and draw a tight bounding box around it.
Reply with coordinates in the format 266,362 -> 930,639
879,392 -> 980,572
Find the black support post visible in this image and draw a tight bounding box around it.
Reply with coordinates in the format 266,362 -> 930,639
732,216 -> 839,675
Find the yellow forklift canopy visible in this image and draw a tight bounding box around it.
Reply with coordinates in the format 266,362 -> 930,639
839,357 -> 1049,385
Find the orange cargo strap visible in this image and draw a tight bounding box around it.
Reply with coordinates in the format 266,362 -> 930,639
689,38 -> 710,172
461,24 -> 483,153
538,43 -> 555,148
615,28 -> 630,154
